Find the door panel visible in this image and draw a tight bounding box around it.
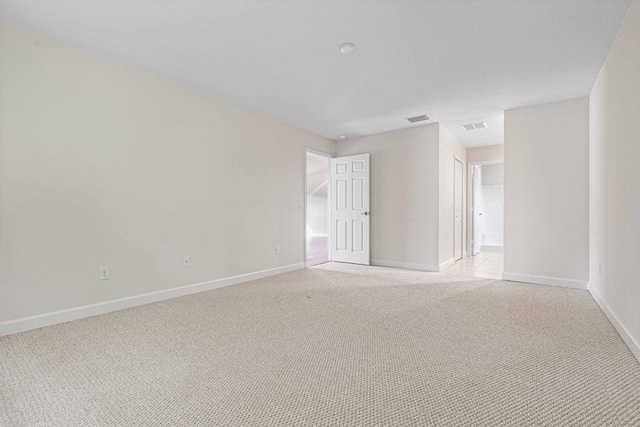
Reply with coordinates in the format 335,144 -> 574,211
336,220 -> 348,250
330,153 -> 370,265
352,178 -> 364,210
336,179 -> 347,210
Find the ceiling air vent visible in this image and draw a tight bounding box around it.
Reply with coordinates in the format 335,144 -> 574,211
406,114 -> 430,123
461,121 -> 488,131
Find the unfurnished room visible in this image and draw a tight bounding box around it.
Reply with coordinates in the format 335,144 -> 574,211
1,1 -> 639,426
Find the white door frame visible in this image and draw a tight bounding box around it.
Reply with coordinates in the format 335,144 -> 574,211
466,159 -> 504,256
453,157 -> 464,261
304,149 -> 332,267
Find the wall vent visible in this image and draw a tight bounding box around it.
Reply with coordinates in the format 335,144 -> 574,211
406,114 -> 430,123
461,121 -> 488,131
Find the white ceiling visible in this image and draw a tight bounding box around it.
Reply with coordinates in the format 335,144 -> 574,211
2,0 -> 631,147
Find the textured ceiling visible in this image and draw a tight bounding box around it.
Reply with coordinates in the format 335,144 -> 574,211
1,0 -> 631,147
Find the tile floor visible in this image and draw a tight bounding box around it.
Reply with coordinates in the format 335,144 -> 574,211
444,249 -> 504,279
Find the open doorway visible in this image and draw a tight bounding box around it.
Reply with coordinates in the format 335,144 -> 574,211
454,158 -> 464,261
468,160 -> 504,278
305,151 -> 330,266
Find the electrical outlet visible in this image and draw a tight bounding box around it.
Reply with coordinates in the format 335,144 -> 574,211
374,242 -> 379,249
99,266 -> 110,281
275,245 -> 281,255
183,256 -> 191,268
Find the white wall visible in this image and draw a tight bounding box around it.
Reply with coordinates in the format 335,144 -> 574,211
467,144 -> 504,163
589,0 -> 640,360
439,126 -> 467,265
504,97 -> 589,288
335,125 -> 441,270
481,163 -> 503,185
0,22 -> 334,323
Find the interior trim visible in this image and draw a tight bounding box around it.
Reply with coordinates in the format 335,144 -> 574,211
502,272 -> 588,289
589,284 -> 640,363
0,263 -> 305,337
371,259 -> 440,272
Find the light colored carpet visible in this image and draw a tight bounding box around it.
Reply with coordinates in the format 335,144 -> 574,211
1,263 -> 639,426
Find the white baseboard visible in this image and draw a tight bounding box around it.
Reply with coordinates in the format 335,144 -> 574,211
589,284 -> 640,363
438,258 -> 456,271
502,272 -> 588,290
370,258 -> 455,273
371,259 -> 439,272
0,262 -> 305,338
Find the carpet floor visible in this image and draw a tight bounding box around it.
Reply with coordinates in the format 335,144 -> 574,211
1,263 -> 639,426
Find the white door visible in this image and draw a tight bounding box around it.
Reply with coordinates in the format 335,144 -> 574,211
472,165 -> 482,256
454,159 -> 463,261
330,153 -> 370,265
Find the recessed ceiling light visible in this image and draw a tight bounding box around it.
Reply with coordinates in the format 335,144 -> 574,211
339,135 -> 347,139
339,43 -> 357,54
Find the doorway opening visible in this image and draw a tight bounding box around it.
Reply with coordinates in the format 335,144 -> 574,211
468,160 -> 504,278
305,151 -> 330,266
454,158 -> 464,261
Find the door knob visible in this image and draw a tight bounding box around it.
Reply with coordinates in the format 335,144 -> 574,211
361,212 -> 370,216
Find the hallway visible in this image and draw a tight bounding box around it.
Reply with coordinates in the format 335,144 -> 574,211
445,250 -> 504,280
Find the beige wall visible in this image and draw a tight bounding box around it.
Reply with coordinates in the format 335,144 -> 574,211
335,125 -> 441,270
467,144 -> 504,163
504,97 -> 589,287
589,0 -> 640,359
0,22 -> 333,322
438,126 -> 467,264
